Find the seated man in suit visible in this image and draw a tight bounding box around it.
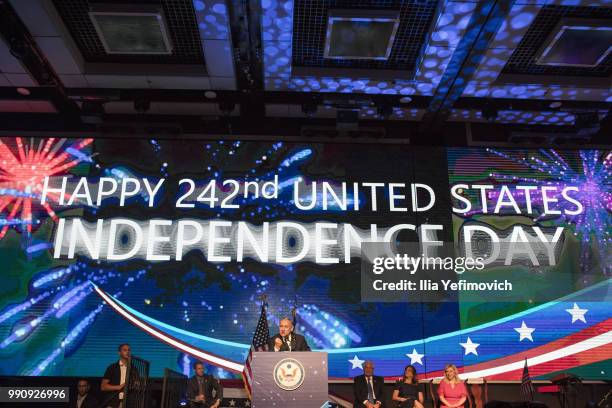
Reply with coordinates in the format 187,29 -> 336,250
186,361 -> 223,408
74,378 -> 98,408
268,317 -> 311,352
353,360 -> 385,408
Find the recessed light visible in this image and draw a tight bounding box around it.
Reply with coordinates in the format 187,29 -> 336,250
324,10 -> 400,60
204,91 -> 217,99
16,87 -> 30,96
549,101 -> 562,109
89,6 -> 173,55
536,18 -> 612,67
399,96 -> 412,103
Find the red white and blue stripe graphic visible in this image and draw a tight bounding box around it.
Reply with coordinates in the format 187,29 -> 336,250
92,279 -> 611,381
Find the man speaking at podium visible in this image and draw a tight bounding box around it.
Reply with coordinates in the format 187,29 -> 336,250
268,317 -> 311,352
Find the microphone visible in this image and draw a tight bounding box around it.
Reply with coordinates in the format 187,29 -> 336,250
284,334 -> 292,351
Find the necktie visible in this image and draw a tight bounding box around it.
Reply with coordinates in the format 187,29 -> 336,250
198,378 -> 205,402
367,377 -> 374,403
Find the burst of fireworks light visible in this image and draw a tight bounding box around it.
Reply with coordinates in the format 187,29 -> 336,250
482,148 -> 611,272
299,304 -> 362,349
28,303 -> 105,376
2,141 -> 352,375
0,266 -> 147,375
484,149 -> 610,236
181,353 -> 191,376
0,292 -> 53,324
0,137 -> 93,239
32,264 -> 80,288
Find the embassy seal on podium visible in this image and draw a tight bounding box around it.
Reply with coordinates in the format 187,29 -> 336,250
273,358 -> 306,391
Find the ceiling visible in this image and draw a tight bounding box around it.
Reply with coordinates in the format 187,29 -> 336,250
0,0 -> 609,144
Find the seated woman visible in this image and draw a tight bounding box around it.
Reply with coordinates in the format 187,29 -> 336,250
438,364 -> 467,408
392,365 -> 424,408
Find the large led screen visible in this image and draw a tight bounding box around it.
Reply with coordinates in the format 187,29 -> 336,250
0,137 -> 609,380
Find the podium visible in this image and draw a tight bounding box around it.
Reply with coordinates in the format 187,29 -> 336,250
251,351 -> 329,407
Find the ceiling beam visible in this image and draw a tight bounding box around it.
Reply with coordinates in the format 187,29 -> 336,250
421,0 -> 516,131
227,0 -> 265,119
3,87 -> 609,114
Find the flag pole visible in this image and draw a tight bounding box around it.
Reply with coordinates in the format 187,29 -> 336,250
243,294 -> 270,400
520,358 -> 534,402
259,293 -> 268,307
291,295 -> 298,334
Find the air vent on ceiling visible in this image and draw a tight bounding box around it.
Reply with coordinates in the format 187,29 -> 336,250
536,18 -> 612,67
89,4 -> 173,55
324,9 -> 400,61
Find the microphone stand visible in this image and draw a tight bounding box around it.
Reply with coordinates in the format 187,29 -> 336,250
283,335 -> 292,352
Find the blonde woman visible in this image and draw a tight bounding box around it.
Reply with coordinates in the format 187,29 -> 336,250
437,364 -> 467,408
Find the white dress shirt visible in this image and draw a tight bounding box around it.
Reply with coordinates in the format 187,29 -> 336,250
363,376 -> 377,405
76,394 -> 86,408
119,360 -> 127,400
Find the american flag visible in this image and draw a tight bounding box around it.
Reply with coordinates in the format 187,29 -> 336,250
243,302 -> 269,398
291,305 -> 298,333
520,358 -> 535,401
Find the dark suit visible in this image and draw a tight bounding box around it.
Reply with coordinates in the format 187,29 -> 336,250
353,374 -> 385,408
72,394 -> 98,408
268,333 -> 311,352
186,374 -> 223,408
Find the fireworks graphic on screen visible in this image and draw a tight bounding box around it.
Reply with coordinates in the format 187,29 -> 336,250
485,148 -> 611,270
0,139 -> 361,376
0,137 -> 93,240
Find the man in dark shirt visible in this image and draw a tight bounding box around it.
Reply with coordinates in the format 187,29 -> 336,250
186,361 -> 223,408
73,378 -> 98,408
100,343 -> 132,408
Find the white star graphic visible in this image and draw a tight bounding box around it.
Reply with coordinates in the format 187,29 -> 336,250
348,355 -> 365,370
514,321 -> 535,342
229,399 -> 236,406
244,400 -> 251,407
406,348 -> 425,365
566,303 -> 588,323
460,337 -> 480,356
